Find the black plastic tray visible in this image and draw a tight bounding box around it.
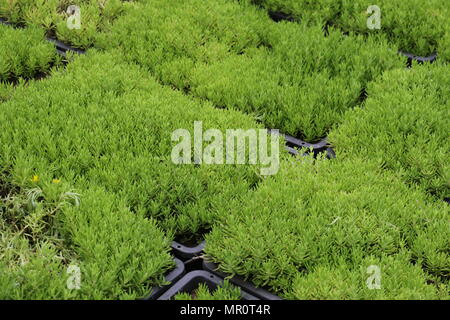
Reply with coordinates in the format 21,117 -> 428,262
399,51 -> 437,67
143,258 -> 186,300
267,129 -> 335,159
46,38 -> 85,56
172,240 -> 206,260
202,261 -> 282,300
157,270 -> 259,300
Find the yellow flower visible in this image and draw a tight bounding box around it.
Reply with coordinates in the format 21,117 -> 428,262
31,175 -> 39,183
52,179 -> 61,184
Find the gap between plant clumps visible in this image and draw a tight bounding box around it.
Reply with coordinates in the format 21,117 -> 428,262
172,241 -> 206,261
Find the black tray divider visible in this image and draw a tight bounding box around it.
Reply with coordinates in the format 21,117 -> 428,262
399,51 -> 437,67
202,261 -> 282,300
143,257 -> 186,300
46,38 -> 86,56
157,270 -> 260,300
267,129 -> 335,159
171,240 -> 206,260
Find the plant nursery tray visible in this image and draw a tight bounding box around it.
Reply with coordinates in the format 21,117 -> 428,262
267,129 -> 335,159
46,38 -> 85,56
143,258 -> 186,300
157,270 -> 260,300
285,143 -> 335,159
172,240 -> 206,260
202,261 -> 282,300
399,51 -> 437,66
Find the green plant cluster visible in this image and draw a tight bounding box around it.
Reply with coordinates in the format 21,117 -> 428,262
0,0 -> 138,48
241,0 -> 450,58
1,0 -> 448,300
0,81 -> 16,102
0,51 -> 266,237
0,172 -> 174,299
100,0 -> 404,141
174,280 -> 241,300
329,63 -> 450,199
0,24 -> 58,82
205,157 -> 449,299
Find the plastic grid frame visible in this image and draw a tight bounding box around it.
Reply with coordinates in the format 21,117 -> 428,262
157,270 -> 260,300
202,261 -> 282,300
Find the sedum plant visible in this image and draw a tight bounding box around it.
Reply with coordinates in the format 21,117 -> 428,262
0,0 -> 137,48
0,24 -> 58,81
188,23 -> 403,141
205,157 -> 449,299
0,81 -> 16,102
0,173 -> 173,299
0,51 -> 268,238
438,31 -> 450,62
287,252 -> 448,300
329,63 -> 450,199
240,0 -> 450,58
100,0 -> 404,141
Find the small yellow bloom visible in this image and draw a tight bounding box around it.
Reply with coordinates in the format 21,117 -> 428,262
31,175 -> 39,183
52,179 -> 61,184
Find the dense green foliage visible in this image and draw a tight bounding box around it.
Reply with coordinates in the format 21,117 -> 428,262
287,252 -> 448,299
0,51 -> 266,236
242,0 -> 450,58
0,24 -> 58,81
329,63 -> 450,199
0,81 -> 16,102
205,158 -> 449,299
0,0 -> 137,48
174,280 -> 241,300
1,0 -> 448,300
0,172 -> 174,299
100,0 -> 404,141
